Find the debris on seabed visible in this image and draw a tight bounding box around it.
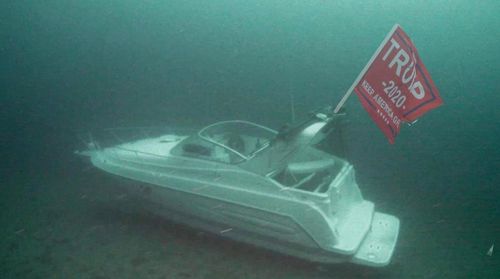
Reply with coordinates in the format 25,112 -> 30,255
486,244 -> 494,256
220,228 -> 233,234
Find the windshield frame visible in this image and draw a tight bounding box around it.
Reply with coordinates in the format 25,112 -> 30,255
198,120 -> 277,162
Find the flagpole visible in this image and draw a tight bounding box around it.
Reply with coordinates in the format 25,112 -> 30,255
333,24 -> 400,114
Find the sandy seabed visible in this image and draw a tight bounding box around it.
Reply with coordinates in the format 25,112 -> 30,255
1,162 -> 497,279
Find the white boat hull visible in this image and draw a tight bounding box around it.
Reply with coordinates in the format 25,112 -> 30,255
81,121 -> 399,267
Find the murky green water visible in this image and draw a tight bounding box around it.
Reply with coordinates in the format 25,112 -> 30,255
1,1 -> 498,278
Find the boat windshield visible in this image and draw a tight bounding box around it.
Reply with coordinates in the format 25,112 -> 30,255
199,120 -> 277,161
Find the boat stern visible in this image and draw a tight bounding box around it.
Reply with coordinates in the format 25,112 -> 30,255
325,163 -> 400,267
351,212 -> 400,267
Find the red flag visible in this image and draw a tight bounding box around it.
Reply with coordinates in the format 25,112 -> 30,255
353,24 -> 442,144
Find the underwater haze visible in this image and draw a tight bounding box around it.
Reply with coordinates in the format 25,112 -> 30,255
1,0 -> 499,278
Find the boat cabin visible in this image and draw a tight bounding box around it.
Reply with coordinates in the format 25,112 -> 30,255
170,119 -> 346,194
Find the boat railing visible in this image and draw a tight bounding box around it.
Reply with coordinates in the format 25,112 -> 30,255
83,126 -> 197,150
